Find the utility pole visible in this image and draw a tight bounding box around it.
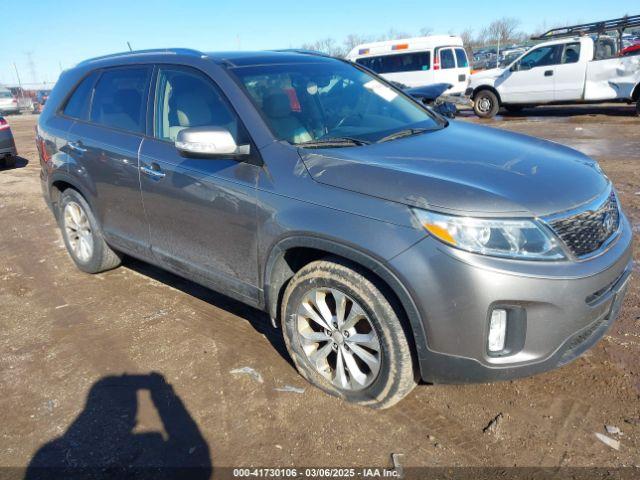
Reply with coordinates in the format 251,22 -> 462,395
12,62 -> 23,103
13,62 -> 23,89
25,51 -> 37,84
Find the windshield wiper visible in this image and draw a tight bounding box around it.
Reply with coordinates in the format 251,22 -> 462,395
297,136 -> 370,148
376,128 -> 433,144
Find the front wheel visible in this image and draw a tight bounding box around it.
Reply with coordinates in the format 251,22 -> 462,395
281,258 -> 416,409
473,90 -> 500,118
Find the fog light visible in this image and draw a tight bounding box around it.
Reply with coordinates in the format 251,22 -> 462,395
488,309 -> 507,352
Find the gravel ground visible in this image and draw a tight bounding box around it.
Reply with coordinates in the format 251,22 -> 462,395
0,107 -> 638,476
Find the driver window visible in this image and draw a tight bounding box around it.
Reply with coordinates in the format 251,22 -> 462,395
518,45 -> 562,69
154,67 -> 242,143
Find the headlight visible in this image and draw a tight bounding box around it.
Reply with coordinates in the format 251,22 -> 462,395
412,209 -> 565,260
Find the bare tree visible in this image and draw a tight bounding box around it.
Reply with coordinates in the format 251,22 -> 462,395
376,28 -> 411,41
486,17 -> 522,46
419,27 -> 433,36
343,34 -> 373,54
300,38 -> 345,57
458,28 -> 475,59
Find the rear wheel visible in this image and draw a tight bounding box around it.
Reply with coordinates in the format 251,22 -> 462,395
281,258 -> 416,409
635,99 -> 640,117
59,189 -> 122,273
473,90 -> 500,118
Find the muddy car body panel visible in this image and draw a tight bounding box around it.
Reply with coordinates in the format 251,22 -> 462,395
37,49 -> 633,387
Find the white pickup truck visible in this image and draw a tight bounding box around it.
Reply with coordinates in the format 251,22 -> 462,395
468,35 -> 640,117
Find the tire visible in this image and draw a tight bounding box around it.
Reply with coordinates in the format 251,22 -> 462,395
58,189 -> 122,273
281,258 -> 416,409
473,89 -> 500,118
635,99 -> 640,117
1,156 -> 16,169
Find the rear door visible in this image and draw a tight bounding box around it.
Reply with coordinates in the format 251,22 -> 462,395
497,44 -> 561,103
65,66 -> 152,256
138,65 -> 260,303
553,42 -> 586,101
435,47 -> 460,89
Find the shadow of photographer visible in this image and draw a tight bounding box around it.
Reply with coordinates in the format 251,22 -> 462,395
24,372 -> 212,479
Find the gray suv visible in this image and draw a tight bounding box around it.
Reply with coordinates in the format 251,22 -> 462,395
37,49 -> 633,408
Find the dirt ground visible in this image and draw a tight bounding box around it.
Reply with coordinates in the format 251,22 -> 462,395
1,107 -> 639,476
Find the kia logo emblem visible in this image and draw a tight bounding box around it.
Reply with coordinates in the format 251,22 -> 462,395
602,212 -> 614,233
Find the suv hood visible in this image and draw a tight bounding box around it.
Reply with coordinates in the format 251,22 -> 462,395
300,121 -> 609,217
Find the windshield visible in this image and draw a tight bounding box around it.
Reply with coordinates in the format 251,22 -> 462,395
231,60 -> 443,145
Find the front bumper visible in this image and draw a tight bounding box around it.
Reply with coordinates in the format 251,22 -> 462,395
390,214 -> 633,383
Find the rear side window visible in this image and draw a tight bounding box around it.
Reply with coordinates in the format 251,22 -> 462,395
356,51 -> 431,73
562,43 -> 581,64
63,72 -> 99,120
90,67 -> 151,134
440,49 -> 456,69
454,48 -> 469,68
0,91 -> 12,98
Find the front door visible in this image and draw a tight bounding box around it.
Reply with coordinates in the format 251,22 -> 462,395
497,44 -> 561,103
138,65 -> 260,303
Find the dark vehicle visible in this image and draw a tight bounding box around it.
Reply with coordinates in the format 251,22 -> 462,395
37,49 -> 632,408
36,90 -> 52,105
404,83 -> 457,118
0,116 -> 17,167
33,90 -> 53,114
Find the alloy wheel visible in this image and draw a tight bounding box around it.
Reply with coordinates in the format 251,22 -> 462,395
63,201 -> 94,262
296,288 -> 381,391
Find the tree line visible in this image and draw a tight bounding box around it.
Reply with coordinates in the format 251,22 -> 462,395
300,17 -> 567,58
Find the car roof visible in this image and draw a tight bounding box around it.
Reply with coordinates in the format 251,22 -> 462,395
76,48 -> 337,69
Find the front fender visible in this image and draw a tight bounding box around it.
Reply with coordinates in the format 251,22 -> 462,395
263,234 -> 430,375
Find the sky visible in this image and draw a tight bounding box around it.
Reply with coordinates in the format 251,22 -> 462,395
2,0 -> 634,87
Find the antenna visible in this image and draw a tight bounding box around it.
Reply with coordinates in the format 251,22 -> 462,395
127,41 -> 133,52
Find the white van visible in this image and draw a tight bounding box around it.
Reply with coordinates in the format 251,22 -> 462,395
346,35 -> 470,94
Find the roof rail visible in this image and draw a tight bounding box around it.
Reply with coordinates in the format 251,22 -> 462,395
77,48 -> 205,66
532,14 -> 640,40
271,49 -> 334,58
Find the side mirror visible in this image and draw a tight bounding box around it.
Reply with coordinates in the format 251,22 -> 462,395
175,127 -> 250,158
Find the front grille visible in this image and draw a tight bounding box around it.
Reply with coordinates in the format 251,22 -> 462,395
547,191 -> 620,258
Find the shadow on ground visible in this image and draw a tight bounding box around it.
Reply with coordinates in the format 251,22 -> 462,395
458,104 -> 637,120
24,373 -> 212,480
123,257 -> 291,365
0,156 -> 29,170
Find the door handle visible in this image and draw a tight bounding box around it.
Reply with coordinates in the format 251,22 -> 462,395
68,141 -> 87,153
140,163 -> 166,180
544,70 -> 554,77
